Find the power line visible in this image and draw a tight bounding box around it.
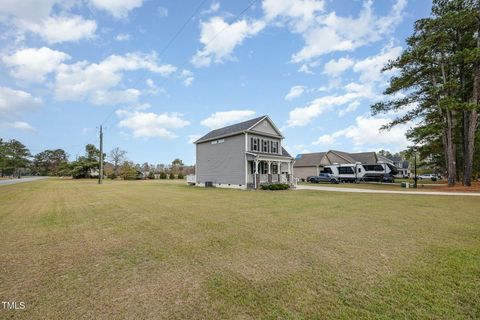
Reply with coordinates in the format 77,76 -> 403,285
105,0 -> 261,131
97,0 -> 209,129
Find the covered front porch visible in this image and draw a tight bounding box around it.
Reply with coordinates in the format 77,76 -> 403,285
246,156 -> 294,189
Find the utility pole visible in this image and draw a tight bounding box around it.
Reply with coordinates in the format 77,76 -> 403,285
413,149 -> 417,189
98,125 -> 103,184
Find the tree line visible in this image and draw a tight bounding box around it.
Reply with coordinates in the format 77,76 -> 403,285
0,138 -> 193,180
373,0 -> 480,187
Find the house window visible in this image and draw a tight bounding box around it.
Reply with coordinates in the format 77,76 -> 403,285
271,141 -> 278,154
218,139 -> 224,143
262,140 -> 269,153
251,138 -> 259,151
211,140 -> 217,145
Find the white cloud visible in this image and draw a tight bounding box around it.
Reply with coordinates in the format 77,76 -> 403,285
0,1 -> 97,43
2,47 -> 71,83
201,110 -> 256,129
323,57 -> 354,77
90,89 -> 140,106
291,0 -> 406,63
21,15 -> 97,44
313,115 -> 410,151
117,110 -> 190,139
115,33 -> 130,41
90,0 -> 145,18
0,0 -> 58,23
353,45 -> 402,83
0,86 -> 41,130
8,121 -> 35,131
157,6 -> 168,17
180,69 -> 194,86
191,17 -> 265,67
286,86 -> 374,127
262,0 -> 325,33
0,86 -> 42,119
201,2 -> 220,15
338,101 -> 360,117
285,85 -> 306,100
54,52 -> 176,104
312,133 -> 336,145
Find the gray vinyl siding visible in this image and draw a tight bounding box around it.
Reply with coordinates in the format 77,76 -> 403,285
196,134 -> 246,185
250,119 -> 279,135
247,134 -> 282,155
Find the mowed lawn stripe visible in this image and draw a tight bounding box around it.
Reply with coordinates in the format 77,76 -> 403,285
0,179 -> 479,319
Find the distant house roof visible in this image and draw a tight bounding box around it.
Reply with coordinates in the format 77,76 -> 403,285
195,115 -> 270,143
329,150 -> 357,163
350,152 -> 378,164
294,150 -> 380,167
294,152 -> 326,167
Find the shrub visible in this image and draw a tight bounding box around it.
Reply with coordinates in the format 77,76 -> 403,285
107,173 -> 117,180
177,173 -> 184,179
159,172 -> 167,179
260,183 -> 289,190
169,173 -> 175,179
147,171 -> 155,179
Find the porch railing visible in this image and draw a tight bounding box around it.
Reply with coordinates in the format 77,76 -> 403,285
248,173 -> 293,188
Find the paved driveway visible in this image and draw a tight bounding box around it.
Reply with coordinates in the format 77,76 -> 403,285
0,176 -> 48,186
296,184 -> 480,196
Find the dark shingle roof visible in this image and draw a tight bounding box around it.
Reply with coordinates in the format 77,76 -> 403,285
195,115 -> 266,143
282,147 -> 292,158
293,152 -> 326,167
349,152 -> 377,164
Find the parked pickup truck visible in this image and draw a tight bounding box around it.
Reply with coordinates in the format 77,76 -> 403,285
417,173 -> 439,181
307,173 -> 339,184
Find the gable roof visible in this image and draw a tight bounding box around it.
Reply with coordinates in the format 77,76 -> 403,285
349,152 -> 377,164
195,115 -> 282,143
293,152 -> 326,167
281,147 -> 292,158
328,150 -> 356,163
294,150 -> 380,167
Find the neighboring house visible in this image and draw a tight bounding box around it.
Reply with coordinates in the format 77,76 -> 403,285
377,154 -> 410,178
293,150 -> 378,180
194,115 -> 295,189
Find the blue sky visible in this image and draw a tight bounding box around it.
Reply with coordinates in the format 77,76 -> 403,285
0,0 -> 431,165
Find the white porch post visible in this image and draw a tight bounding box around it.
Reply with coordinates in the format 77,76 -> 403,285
277,161 -> 281,174
267,161 -> 271,174
254,160 -> 259,189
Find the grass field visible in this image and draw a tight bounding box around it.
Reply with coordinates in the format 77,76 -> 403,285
1,179 -> 479,319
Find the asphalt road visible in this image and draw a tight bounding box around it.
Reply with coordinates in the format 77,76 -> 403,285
296,184 -> 480,196
0,176 -> 48,186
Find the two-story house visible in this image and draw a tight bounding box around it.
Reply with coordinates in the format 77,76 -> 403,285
194,115 -> 294,189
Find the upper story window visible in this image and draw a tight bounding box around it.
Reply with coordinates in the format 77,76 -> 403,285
251,137 -> 259,151
271,141 -> 278,154
250,136 -> 279,154
262,139 -> 269,153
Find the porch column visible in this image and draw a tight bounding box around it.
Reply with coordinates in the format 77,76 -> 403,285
254,160 -> 259,189
267,161 -> 272,183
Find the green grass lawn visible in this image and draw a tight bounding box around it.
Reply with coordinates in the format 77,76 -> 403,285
1,179 -> 479,319
298,181 -> 448,191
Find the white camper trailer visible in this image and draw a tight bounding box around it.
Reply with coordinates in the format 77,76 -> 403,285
321,162 -> 398,182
